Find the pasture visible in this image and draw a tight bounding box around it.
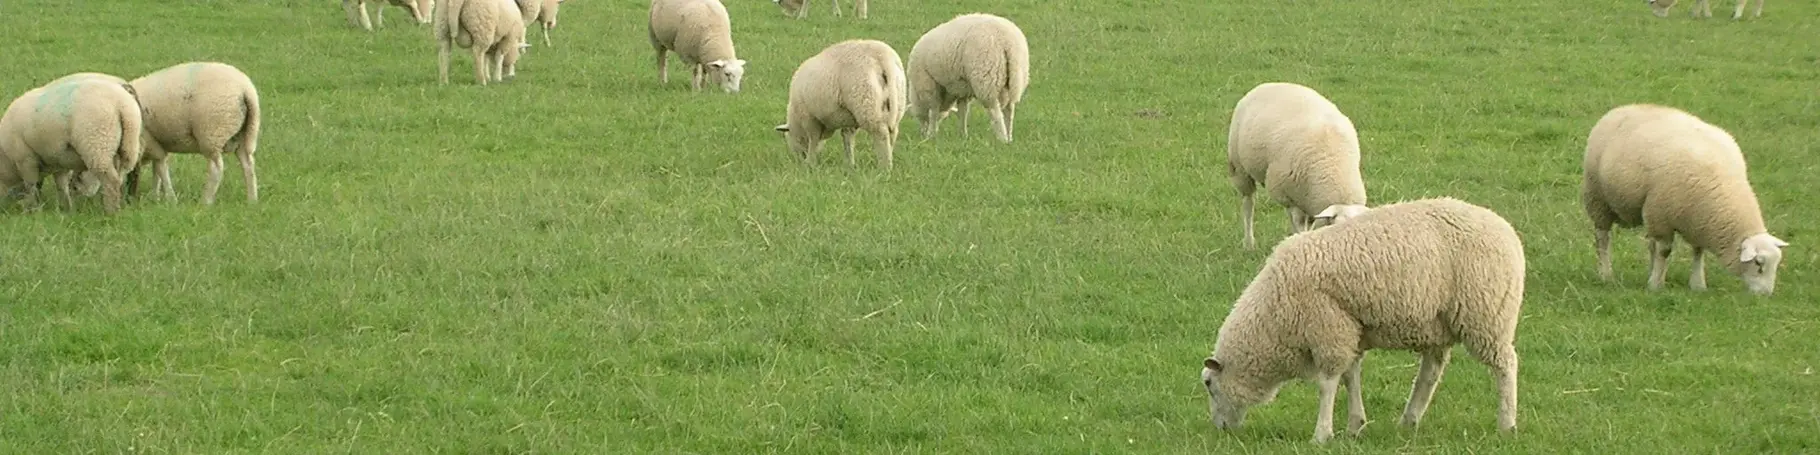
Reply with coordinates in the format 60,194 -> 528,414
2,0 -> 1817,452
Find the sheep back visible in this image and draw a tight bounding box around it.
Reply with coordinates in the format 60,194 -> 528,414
0,76 -> 144,209
784,39 -> 906,147
129,62 -> 261,161
649,0 -> 736,65
1582,103 -> 1767,248
1226,82 -> 1367,214
907,13 -> 1029,117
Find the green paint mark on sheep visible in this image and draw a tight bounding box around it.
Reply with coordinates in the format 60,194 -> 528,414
33,80 -> 81,118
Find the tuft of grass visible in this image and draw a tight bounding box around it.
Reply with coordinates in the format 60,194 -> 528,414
2,0 -> 1817,452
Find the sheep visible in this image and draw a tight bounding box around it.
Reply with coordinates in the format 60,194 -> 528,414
773,39 -> 906,169
772,0 -> 866,19
344,0 -> 435,31
906,13 -> 1030,143
1307,203 -> 1370,230
1200,197 -> 1524,444
118,61 -> 263,205
437,0 -> 527,85
513,0 -> 563,48
1648,0 -> 1764,19
648,0 -> 746,93
1581,103 -> 1786,295
1226,82 -> 1368,250
0,74 -> 145,214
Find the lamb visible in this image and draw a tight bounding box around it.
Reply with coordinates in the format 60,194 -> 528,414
119,61 -> 263,205
437,0 -> 527,85
906,13 -> 1030,143
344,0 -> 435,31
515,0 -> 563,48
0,74 -> 145,214
1581,103 -> 1786,295
648,0 -> 746,93
1648,0 -> 1764,19
772,0 -> 866,19
1200,197 -> 1524,444
1225,82 -> 1368,250
773,39 -> 907,169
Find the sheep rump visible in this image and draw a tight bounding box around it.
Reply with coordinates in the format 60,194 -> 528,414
907,13 -> 1029,143
125,61 -> 263,205
1225,82 -> 1368,250
437,0 -> 527,85
0,75 -> 144,214
775,39 -> 906,169
1201,197 -> 1523,443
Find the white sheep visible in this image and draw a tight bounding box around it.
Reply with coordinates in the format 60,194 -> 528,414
1582,103 -> 1786,295
437,0 -> 527,85
1307,203 -> 1370,230
515,0 -> 563,48
1648,0 -> 1764,19
648,0 -> 746,93
1200,197 -> 1524,444
772,0 -> 866,19
344,0 -> 435,31
1226,82 -> 1368,249
906,13 -> 1029,143
773,39 -> 906,169
118,61 -> 263,205
0,74 -> 145,214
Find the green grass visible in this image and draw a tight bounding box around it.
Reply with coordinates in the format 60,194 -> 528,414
2,0 -> 1818,452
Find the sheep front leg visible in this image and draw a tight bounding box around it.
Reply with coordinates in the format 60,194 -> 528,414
840,129 -> 857,167
1310,373 -> 1341,444
1344,355 -> 1368,437
1239,192 -> 1256,250
690,64 -> 705,92
438,37 -> 453,85
1647,237 -> 1672,290
655,48 -> 670,84
1689,246 -> 1707,290
157,157 -> 177,201
54,171 -> 77,211
957,99 -> 972,137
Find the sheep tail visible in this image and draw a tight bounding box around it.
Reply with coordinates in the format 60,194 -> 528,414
116,84 -> 144,174
236,84 -> 262,159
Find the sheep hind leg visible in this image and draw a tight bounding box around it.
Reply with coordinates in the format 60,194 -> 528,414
870,125 -> 893,169
202,152 -> 226,205
1594,227 -> 1613,281
236,150 -> 256,203
1310,373 -> 1342,444
1004,101 -> 1016,141
1399,347 -> 1451,429
1689,246 -> 1707,290
1467,342 -> 1519,433
54,171 -> 77,212
1647,237 -> 1673,290
840,129 -> 857,168
957,99 -> 971,137
438,37 -> 453,85
472,46 -> 491,85
985,103 -> 1011,143
655,47 -> 669,84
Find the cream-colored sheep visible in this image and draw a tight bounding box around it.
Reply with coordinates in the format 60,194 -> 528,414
772,0 -> 866,19
1226,82 -> 1368,250
648,0 -> 746,93
907,13 -> 1029,143
1307,203 -> 1370,229
1649,0 -> 1763,19
0,75 -> 144,214
1582,103 -> 1786,295
1200,197 -> 1524,444
773,39 -> 906,169
437,0 -> 527,85
516,0 -> 563,48
345,0 -> 435,31
121,61 -> 263,205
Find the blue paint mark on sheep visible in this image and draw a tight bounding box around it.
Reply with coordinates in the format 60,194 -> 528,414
34,81 -> 81,118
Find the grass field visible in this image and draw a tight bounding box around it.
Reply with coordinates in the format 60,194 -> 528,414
2,0 -> 1818,453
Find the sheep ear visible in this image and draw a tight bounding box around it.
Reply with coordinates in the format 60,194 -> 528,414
1203,356 -> 1221,373
1739,245 -> 1759,263
774,123 -> 789,132
1770,235 -> 1789,248
706,60 -> 726,70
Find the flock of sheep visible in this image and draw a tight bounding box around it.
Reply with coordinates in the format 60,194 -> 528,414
0,0 -> 1789,447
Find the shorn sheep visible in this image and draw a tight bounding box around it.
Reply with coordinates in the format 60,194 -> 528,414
907,13 -> 1029,143
437,0 -> 526,86
344,0 -> 435,31
772,0 -> 866,20
1648,0 -> 1764,19
1200,197 -> 1524,444
1226,82 -> 1368,249
1582,103 -> 1787,295
0,74 -> 144,214
124,61 -> 263,205
648,0 -> 746,93
773,39 -> 906,169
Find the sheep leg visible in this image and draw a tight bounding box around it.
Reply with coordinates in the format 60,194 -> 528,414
156,157 -> 177,201
856,0 -> 867,19
438,36 -> 453,85
871,125 -> 894,169
655,48 -> 669,84
1004,101 -> 1016,141
1239,193 -> 1256,250
1753,0 -> 1764,17
54,171 -> 77,212
543,24 -> 553,47
236,151 -> 255,203
1689,247 -> 1707,290
831,0 -> 842,17
1647,237 -> 1672,290
376,6 -> 386,28
985,103 -> 1011,143
1594,228 -> 1613,281
491,48 -> 506,82
1467,342 -> 1521,433
957,99 -> 971,137
840,129 -> 857,167
691,64 -> 704,92
1400,347 -> 1451,428
202,153 -> 225,205
16,161 -> 44,212
1310,373 -> 1341,444
472,46 -> 491,85
1344,355 -> 1367,437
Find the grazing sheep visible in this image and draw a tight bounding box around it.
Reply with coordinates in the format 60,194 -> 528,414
907,13 -> 1029,143
345,0 -> 435,31
1200,197 -> 1524,444
1226,82 -> 1368,249
1582,103 -> 1786,295
1307,203 -> 1370,230
773,39 -> 906,169
516,0 -> 563,48
1648,0 -> 1764,19
648,0 -> 746,93
772,0 -> 866,19
437,0 -> 527,85
123,61 -> 263,205
0,75 -> 145,214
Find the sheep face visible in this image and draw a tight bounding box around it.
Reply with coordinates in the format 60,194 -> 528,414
705,59 -> 747,93
1201,357 -> 1258,431
773,0 -> 806,18
1731,233 -> 1788,295
1647,0 -> 1677,17
1310,204 -> 1370,229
